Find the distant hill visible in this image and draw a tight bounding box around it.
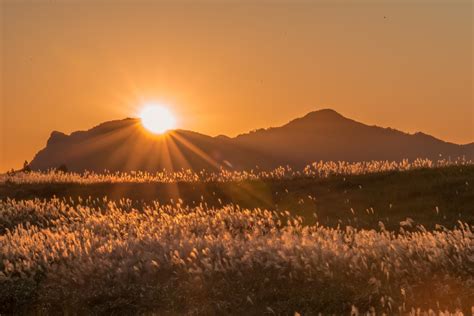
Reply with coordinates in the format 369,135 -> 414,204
29,109 -> 474,172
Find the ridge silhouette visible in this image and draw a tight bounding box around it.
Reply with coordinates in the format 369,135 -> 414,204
29,109 -> 474,172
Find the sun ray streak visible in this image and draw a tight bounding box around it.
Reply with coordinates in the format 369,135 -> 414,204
170,132 -> 222,170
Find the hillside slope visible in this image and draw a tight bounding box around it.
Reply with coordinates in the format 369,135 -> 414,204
29,109 -> 474,172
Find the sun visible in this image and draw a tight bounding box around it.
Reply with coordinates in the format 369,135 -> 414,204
139,104 -> 177,134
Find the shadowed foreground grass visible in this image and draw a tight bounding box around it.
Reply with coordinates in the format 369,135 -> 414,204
0,199 -> 472,315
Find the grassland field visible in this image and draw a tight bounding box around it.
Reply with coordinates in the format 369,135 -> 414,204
0,164 -> 473,314
2,165 -> 473,231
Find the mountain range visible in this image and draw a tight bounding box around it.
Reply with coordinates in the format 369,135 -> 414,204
29,109 -> 474,172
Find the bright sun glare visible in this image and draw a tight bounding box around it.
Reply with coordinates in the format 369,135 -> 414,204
139,105 -> 176,134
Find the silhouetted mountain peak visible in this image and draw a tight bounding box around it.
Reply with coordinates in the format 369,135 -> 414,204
30,109 -> 474,172
236,109 -> 349,138
304,108 -> 345,120
84,118 -> 138,135
282,108 -> 356,131
47,131 -> 68,146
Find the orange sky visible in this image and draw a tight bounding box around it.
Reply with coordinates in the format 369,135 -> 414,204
1,0 -> 473,171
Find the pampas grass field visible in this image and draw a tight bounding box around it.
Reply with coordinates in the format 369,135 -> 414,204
1,160 -> 473,314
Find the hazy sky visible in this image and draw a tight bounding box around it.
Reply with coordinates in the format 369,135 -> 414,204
1,0 -> 473,170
